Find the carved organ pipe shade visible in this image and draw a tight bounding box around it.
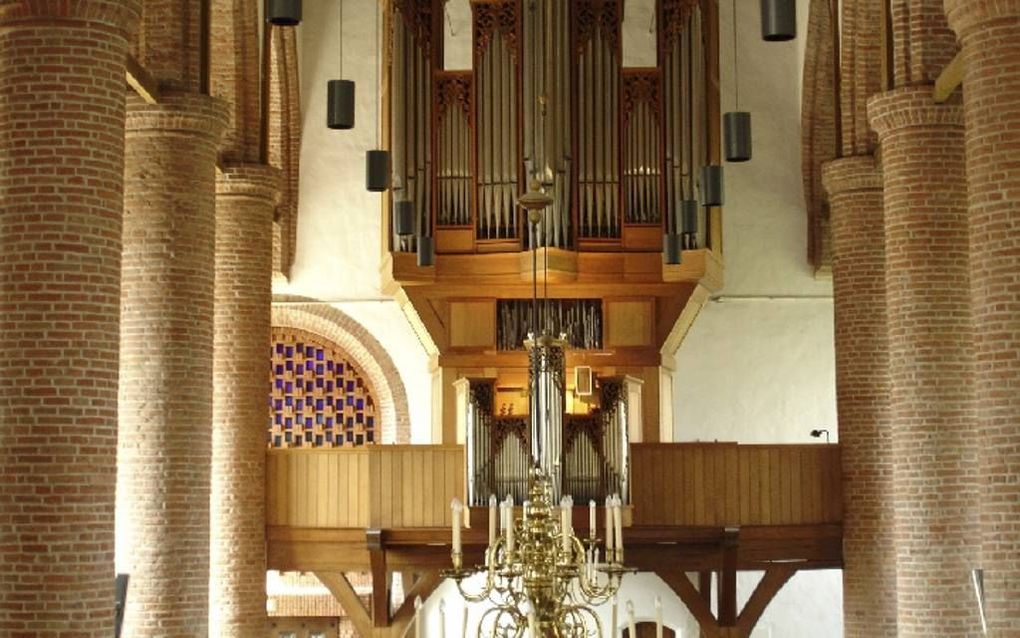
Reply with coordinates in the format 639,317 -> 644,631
700,165 -> 724,207
393,200 -> 415,236
663,233 -> 683,264
680,199 -> 699,234
327,80 -> 355,130
267,0 -> 302,26
724,111 -> 752,162
416,235 -> 435,267
760,0 -> 796,41
366,150 -> 391,192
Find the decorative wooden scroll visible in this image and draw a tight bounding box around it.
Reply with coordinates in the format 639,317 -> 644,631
622,68 -> 664,224
574,0 -> 623,240
473,0 -> 521,242
391,0 -> 442,252
268,328 -> 377,449
434,71 -> 474,227
659,0 -> 709,248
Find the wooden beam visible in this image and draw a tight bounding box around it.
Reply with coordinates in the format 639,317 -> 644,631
735,565 -> 797,635
391,571 -> 442,632
717,528 -> 739,627
316,571 -> 374,638
934,50 -> 965,104
368,530 -> 390,628
125,55 -> 160,105
659,571 -> 720,636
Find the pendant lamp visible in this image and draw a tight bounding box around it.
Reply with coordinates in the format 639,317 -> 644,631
663,233 -> 683,265
365,0 -> 391,191
701,165 -> 724,207
724,0 -> 752,162
267,0 -> 302,26
327,0 -> 355,130
417,235 -> 435,267
680,199 -> 699,234
760,0 -> 796,41
394,200 -> 415,236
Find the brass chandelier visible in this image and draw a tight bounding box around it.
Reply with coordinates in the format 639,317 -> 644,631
443,179 -> 634,637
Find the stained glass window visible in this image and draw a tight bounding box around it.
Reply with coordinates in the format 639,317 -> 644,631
269,327 -> 377,449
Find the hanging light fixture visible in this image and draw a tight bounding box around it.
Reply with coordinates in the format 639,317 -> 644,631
724,0 -> 752,162
266,0 -> 302,26
416,235 -> 435,267
365,0 -> 391,191
327,0 -> 355,130
681,198 -> 699,235
663,233 -> 683,265
677,20 -> 703,249
393,200 -> 415,237
760,0 -> 797,41
701,165 -> 725,207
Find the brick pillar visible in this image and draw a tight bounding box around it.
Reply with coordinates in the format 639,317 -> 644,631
0,3 -> 139,634
210,165 -> 281,635
822,155 -> 897,638
945,2 -> 1020,632
868,86 -> 981,637
117,94 -> 227,636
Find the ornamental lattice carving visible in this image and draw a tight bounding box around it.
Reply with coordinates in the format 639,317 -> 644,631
659,0 -> 700,53
491,416 -> 529,457
574,0 -> 622,54
564,415 -> 604,456
473,0 -> 519,58
623,69 -> 662,124
437,72 -> 473,121
393,0 -> 436,53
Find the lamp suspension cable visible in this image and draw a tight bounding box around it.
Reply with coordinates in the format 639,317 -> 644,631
339,0 -> 344,79
732,0 -> 738,111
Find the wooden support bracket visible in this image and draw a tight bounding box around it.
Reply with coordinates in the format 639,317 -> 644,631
934,50 -> 965,104
316,571 -> 374,637
125,54 -> 160,105
368,529 -> 391,628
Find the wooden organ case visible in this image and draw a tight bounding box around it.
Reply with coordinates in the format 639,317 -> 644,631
383,0 -> 724,446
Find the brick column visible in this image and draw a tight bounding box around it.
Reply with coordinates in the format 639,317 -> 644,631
822,155 -> 897,638
945,2 -> 1020,632
0,3 -> 139,634
117,94 -> 227,636
210,165 -> 281,635
868,86 -> 980,637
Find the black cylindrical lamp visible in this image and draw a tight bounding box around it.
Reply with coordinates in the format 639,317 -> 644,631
680,199 -> 699,234
760,0 -> 796,41
267,0 -> 302,26
417,235 -> 435,267
366,150 -> 391,192
327,80 -> 355,130
393,200 -> 415,236
700,165 -> 724,207
724,111 -> 752,162
663,233 -> 683,265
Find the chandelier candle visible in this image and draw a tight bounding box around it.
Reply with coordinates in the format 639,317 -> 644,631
560,496 -> 573,554
611,595 -> 618,636
656,596 -> 664,638
627,601 -> 637,637
451,498 -> 464,567
414,596 -> 422,637
489,495 -> 498,547
589,500 -> 596,540
605,496 -> 614,557
613,495 -> 624,562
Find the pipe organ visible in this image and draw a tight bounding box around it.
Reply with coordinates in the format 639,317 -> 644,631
387,0 -> 712,254
465,377 -> 632,506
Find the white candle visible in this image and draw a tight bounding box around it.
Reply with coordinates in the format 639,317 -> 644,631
529,610 -> 539,637
451,498 -> 464,556
610,595 -> 618,638
488,494 -> 498,547
439,599 -> 446,638
414,596 -> 422,637
560,496 -> 573,556
612,495 -> 624,563
462,605 -> 468,636
506,499 -> 515,553
589,499 -> 597,540
523,500 -> 530,523
626,601 -> 637,638
655,596 -> 663,638
604,496 -> 614,558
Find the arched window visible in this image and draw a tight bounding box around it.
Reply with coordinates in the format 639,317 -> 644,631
269,327 -> 377,448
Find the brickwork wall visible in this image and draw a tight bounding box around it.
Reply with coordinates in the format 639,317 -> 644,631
822,155 -> 897,638
840,0 -> 884,154
137,0 -> 202,91
945,2 -> 1020,633
117,93 -> 228,636
890,0 -> 959,86
0,2 -> 140,634
869,86 -> 981,637
268,27 -> 301,281
211,165 -> 282,635
272,305 -> 412,444
211,0 -> 261,162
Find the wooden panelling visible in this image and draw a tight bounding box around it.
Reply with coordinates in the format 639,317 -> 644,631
630,443 -> 843,527
606,300 -> 654,347
450,301 -> 496,348
266,446 -> 465,530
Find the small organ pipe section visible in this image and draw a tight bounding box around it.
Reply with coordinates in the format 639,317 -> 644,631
622,69 -> 664,224
473,0 -> 521,242
523,0 -> 573,247
434,72 -> 474,227
660,0 -> 708,248
574,0 -> 622,240
391,0 -> 439,252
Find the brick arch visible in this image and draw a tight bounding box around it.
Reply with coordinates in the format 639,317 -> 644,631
272,305 -> 410,444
